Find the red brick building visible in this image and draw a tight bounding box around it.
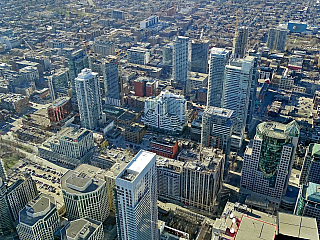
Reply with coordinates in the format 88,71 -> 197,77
134,78 -> 146,97
150,138 -> 178,159
47,97 -> 72,123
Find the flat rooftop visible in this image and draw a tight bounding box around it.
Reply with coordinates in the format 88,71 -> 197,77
119,150 -> 155,182
19,194 -> 56,226
205,106 -> 233,119
61,170 -> 105,194
65,217 -> 101,240
277,212 -> 319,240
234,216 -> 277,240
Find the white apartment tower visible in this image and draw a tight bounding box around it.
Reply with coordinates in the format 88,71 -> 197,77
173,36 -> 190,85
115,150 -> 158,240
207,48 -> 230,108
143,91 -> 186,134
75,68 -> 102,130
232,26 -> 249,59
222,56 -> 255,148
240,121 -> 300,207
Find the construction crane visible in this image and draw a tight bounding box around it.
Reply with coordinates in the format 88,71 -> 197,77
22,37 -> 34,56
79,35 -> 88,54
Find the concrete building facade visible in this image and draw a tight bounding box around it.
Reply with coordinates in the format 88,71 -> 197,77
115,150 -> 158,240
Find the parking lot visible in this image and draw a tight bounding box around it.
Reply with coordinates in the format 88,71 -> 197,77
14,161 -> 68,214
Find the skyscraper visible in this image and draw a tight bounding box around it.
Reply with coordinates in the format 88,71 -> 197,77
102,55 -> 122,106
201,106 -> 233,158
240,121 -> 300,208
68,49 -> 89,107
190,39 -> 209,74
295,182 -> 320,230
172,36 -> 190,85
115,150 -> 158,240
232,26 -> 249,59
222,56 -> 255,148
75,68 -> 102,130
61,170 -> 109,222
0,178 -> 14,236
267,27 -> 288,52
16,194 -> 60,240
207,48 -> 230,108
300,143 -> 320,186
6,173 -> 38,221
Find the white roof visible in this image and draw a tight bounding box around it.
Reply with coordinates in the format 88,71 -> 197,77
127,150 -> 155,174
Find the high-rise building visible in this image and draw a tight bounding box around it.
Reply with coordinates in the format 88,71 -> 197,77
157,149 -> 225,212
38,126 -> 95,168
75,68 -> 102,130
157,158 -> 183,201
48,68 -> 70,101
143,91 -> 186,134
172,36 -> 190,85
190,39 -> 209,74
300,143 -> 320,186
162,44 -> 173,67
102,56 -> 121,106
201,107 -> 233,158
16,194 -> 60,240
6,173 -> 38,221
207,48 -> 230,108
61,217 -> 104,240
67,49 -> 89,103
267,27 -> 288,52
181,149 -> 225,212
61,170 -> 109,222
127,47 -> 150,65
222,56 -> 255,148
232,26 -> 249,59
241,121 -> 300,207
246,56 -> 258,129
0,158 -> 7,181
295,182 -> 320,231
115,150 -> 158,240
0,178 -> 14,236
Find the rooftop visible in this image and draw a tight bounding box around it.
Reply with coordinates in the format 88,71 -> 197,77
277,212 -> 319,240
256,121 -> 300,140
64,217 -> 102,240
119,150 -> 155,182
205,106 -> 234,119
19,194 -> 56,226
234,216 -> 277,240
61,170 -> 105,194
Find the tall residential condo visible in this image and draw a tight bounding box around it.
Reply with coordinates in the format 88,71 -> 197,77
75,68 -> 102,130
190,39 -> 209,74
173,36 -> 190,85
0,178 -> 14,236
115,150 -> 158,240
207,47 -> 230,108
201,106 -> 233,158
102,55 -> 122,106
232,26 -> 249,59
300,143 -> 320,186
240,121 -> 300,208
222,56 -> 255,149
267,27 -> 288,52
